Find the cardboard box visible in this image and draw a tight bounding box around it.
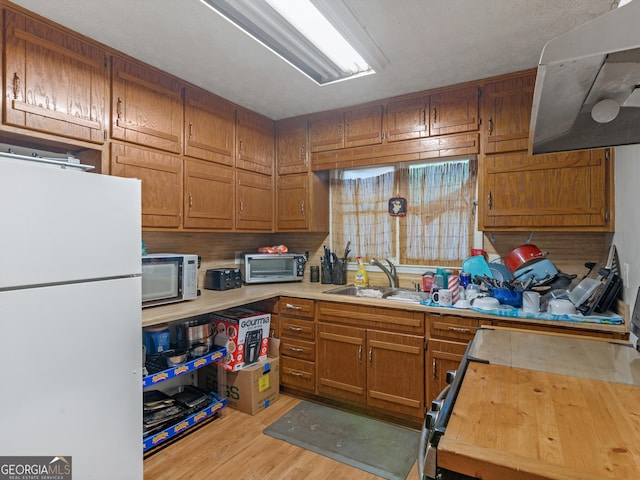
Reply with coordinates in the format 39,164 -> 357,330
199,353 -> 280,415
212,307 -> 271,371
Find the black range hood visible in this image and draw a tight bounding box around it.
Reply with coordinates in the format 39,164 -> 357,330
530,1 -> 640,155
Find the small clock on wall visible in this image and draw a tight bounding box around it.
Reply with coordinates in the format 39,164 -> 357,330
388,196 -> 407,216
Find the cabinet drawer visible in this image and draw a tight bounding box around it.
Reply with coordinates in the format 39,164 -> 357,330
281,316 -> 315,341
281,357 -> 315,392
279,297 -> 315,318
281,337 -> 315,362
430,314 -> 483,342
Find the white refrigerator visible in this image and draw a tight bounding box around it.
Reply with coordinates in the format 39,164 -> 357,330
0,156 -> 143,479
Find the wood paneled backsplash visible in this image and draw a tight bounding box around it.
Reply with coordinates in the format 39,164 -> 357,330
482,232 -> 615,276
143,231 -> 330,285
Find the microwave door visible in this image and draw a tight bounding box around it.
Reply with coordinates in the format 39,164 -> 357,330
142,262 -> 180,304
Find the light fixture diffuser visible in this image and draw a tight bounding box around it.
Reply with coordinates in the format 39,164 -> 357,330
199,0 -> 387,85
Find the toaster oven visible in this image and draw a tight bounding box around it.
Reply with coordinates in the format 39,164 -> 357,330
243,253 -> 306,284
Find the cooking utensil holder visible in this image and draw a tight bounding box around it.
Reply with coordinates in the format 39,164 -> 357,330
321,264 -> 333,284
332,260 -> 347,285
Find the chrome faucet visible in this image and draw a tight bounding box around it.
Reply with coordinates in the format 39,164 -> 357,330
369,258 -> 398,288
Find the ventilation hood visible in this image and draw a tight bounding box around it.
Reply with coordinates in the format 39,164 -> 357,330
530,0 -> 640,155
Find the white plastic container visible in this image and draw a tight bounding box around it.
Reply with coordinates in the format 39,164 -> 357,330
569,278 -> 600,307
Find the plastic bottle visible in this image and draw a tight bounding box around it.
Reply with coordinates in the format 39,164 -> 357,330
354,256 -> 369,287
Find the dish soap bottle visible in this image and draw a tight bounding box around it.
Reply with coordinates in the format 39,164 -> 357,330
354,256 -> 369,287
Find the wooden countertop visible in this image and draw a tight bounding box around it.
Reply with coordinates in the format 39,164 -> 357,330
141,281 -> 628,336
438,362 -> 640,480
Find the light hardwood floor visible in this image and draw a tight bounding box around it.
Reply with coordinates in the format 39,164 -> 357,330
144,393 -> 420,480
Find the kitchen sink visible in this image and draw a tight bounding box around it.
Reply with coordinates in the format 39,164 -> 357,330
323,284 -> 431,303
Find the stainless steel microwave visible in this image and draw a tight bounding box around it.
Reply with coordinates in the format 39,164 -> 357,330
141,254 -> 199,307
243,253 -> 306,284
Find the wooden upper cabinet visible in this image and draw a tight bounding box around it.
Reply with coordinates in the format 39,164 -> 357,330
4,10 -> 107,143
310,110 -> 343,152
430,85 -> 479,136
111,56 -> 183,153
184,158 -> 234,230
277,173 -> 309,231
344,104 -> 383,148
310,105 -> 383,152
236,169 -> 273,231
184,87 -> 235,166
479,148 -> 612,231
482,71 -> 536,154
110,142 -> 182,228
276,117 -> 309,175
384,95 -> 428,142
236,109 -> 275,175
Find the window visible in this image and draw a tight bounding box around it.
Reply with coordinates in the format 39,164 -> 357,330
331,159 -> 477,267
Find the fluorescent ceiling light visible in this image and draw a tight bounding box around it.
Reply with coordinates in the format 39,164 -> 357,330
199,0 -> 387,85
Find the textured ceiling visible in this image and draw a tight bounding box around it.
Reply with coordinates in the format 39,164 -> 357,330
9,0 -> 615,120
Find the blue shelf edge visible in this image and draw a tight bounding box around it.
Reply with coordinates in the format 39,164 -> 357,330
143,394 -> 227,452
143,346 -> 227,388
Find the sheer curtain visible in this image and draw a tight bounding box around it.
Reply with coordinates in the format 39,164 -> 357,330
331,168 -> 396,260
401,160 -> 477,266
331,159 -> 476,265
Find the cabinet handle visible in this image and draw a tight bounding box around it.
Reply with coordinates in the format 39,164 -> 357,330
432,359 -> 436,378
337,123 -> 342,138
116,97 -> 122,119
358,345 -> 362,364
285,303 -> 303,310
240,200 -> 244,214
433,107 -> 437,123
422,109 -> 426,126
12,72 -> 20,99
239,139 -> 244,152
189,193 -> 193,209
488,117 -> 493,135
288,346 -> 304,353
487,191 -> 493,210
300,201 -> 305,216
188,121 -> 193,138
300,145 -> 305,160
368,346 -> 373,364
448,326 -> 471,333
287,326 -> 303,332
289,371 -> 304,377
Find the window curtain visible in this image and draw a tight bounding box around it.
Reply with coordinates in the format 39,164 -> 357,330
400,160 -> 477,266
331,169 -> 395,260
331,159 -> 476,266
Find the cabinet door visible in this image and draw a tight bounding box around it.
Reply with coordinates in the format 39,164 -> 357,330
482,72 -> 535,154
236,170 -> 273,231
111,143 -> 182,228
384,96 -> 428,142
480,148 -> 612,230
310,110 -> 343,152
367,330 -> 424,418
184,87 -> 234,166
426,339 -> 466,406
183,158 -> 234,230
111,56 -> 183,153
317,323 -> 366,405
236,109 -> 275,175
344,104 -> 383,148
277,117 -> 309,175
277,173 -> 309,230
430,86 -> 479,136
4,10 -> 107,143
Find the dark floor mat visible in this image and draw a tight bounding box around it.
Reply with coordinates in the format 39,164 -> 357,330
263,401 -> 419,480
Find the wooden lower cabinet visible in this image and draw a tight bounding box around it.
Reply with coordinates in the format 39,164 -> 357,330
426,338 -> 467,404
279,298 -> 316,393
316,302 -> 425,420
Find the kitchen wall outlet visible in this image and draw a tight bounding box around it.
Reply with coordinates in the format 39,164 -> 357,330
623,262 -> 630,285
235,251 -> 243,265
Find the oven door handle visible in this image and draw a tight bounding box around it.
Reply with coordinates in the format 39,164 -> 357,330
418,383 -> 451,479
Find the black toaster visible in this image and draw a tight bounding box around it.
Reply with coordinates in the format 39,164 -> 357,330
204,268 -> 242,291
